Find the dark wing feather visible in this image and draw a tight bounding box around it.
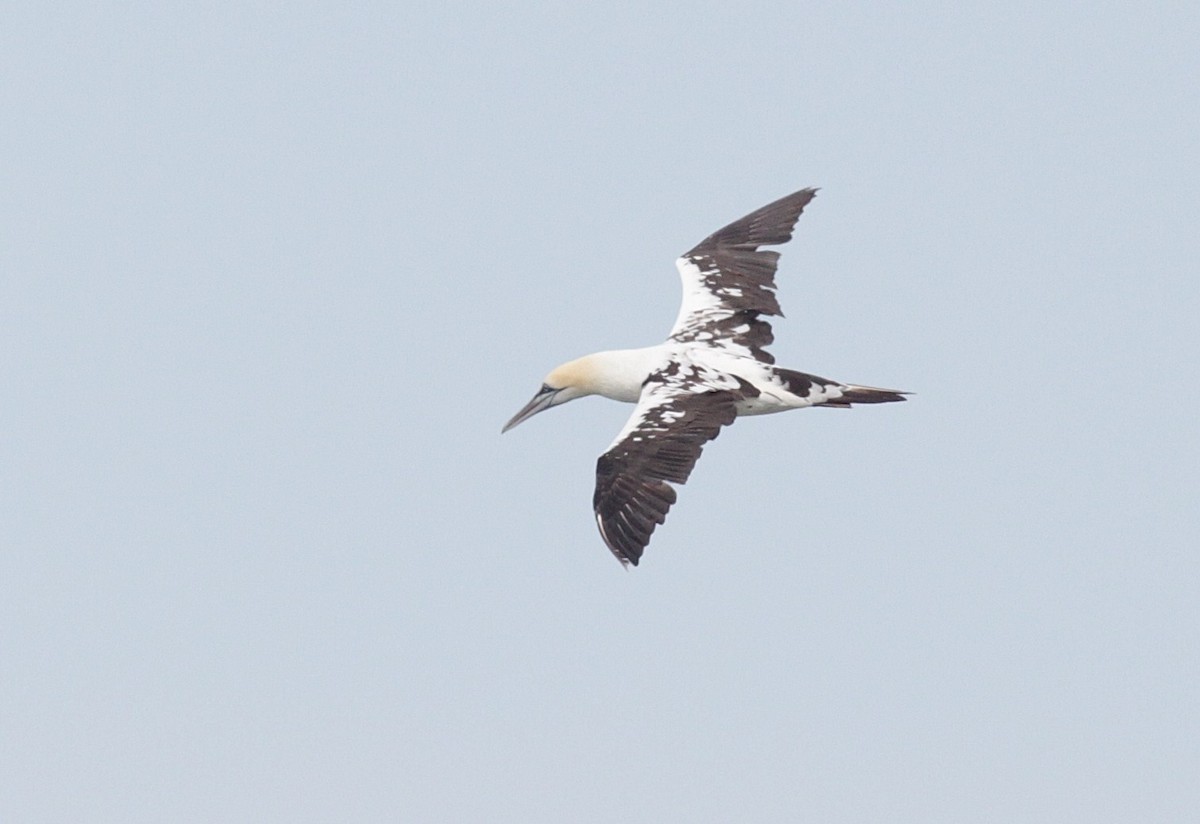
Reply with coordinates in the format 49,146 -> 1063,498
593,387 -> 739,566
669,188 -> 818,363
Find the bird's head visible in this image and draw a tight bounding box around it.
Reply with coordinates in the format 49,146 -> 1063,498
502,357 -> 596,433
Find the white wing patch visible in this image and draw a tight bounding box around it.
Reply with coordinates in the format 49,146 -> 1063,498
670,257 -> 730,334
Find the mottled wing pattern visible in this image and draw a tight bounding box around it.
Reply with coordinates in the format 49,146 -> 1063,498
592,360 -> 756,566
669,188 -> 818,364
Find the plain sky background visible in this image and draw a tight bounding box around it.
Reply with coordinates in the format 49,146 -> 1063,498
3,1 -> 1198,821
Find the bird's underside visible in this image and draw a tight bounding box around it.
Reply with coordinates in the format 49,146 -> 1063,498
592,350 -> 906,566
504,187 -> 908,567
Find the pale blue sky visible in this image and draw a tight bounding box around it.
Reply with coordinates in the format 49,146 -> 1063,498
3,2 -> 1198,821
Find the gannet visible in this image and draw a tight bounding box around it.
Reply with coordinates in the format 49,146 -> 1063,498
503,188 -> 907,566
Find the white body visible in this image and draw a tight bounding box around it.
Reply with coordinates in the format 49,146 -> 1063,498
573,345 -> 846,415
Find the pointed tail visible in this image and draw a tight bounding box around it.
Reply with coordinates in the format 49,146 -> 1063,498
825,383 -> 909,407
772,367 -> 909,408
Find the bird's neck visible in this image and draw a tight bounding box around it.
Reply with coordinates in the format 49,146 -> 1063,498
571,347 -> 662,403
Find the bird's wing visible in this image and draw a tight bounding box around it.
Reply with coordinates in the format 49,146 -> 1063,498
669,188 -> 818,364
592,359 -> 753,566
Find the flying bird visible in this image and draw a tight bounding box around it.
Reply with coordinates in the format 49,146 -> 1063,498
503,188 -> 906,566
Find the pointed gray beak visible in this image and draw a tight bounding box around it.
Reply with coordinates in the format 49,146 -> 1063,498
502,385 -> 560,433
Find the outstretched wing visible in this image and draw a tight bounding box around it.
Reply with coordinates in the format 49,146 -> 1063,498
592,361 -> 754,566
669,188 -> 818,364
